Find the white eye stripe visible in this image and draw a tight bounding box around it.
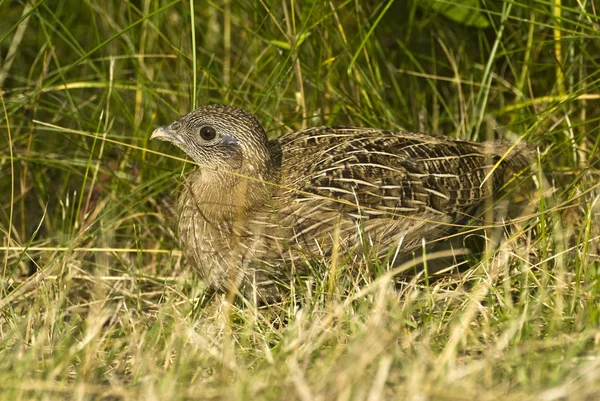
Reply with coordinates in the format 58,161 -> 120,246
221,135 -> 239,146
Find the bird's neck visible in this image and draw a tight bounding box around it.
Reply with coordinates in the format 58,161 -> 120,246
179,164 -> 277,224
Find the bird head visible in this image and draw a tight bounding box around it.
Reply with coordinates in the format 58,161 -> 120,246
151,104 -> 272,176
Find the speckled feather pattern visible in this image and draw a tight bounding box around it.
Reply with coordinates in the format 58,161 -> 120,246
152,105 -> 531,299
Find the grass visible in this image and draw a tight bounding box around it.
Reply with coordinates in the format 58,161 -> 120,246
1,0 -> 599,399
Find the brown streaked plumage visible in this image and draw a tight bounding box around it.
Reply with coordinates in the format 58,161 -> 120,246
151,104 -> 531,300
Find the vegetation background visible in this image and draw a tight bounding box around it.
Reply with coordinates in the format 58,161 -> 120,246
1,0 -> 599,399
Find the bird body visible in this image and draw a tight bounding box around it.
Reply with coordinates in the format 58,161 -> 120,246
152,105 -> 530,299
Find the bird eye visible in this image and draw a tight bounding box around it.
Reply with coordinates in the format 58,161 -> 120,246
199,126 -> 217,141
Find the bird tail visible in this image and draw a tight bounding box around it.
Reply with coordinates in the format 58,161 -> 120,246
489,140 -> 536,172
482,140 -> 537,207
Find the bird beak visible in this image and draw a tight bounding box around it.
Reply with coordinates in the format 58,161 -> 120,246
151,125 -> 185,145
